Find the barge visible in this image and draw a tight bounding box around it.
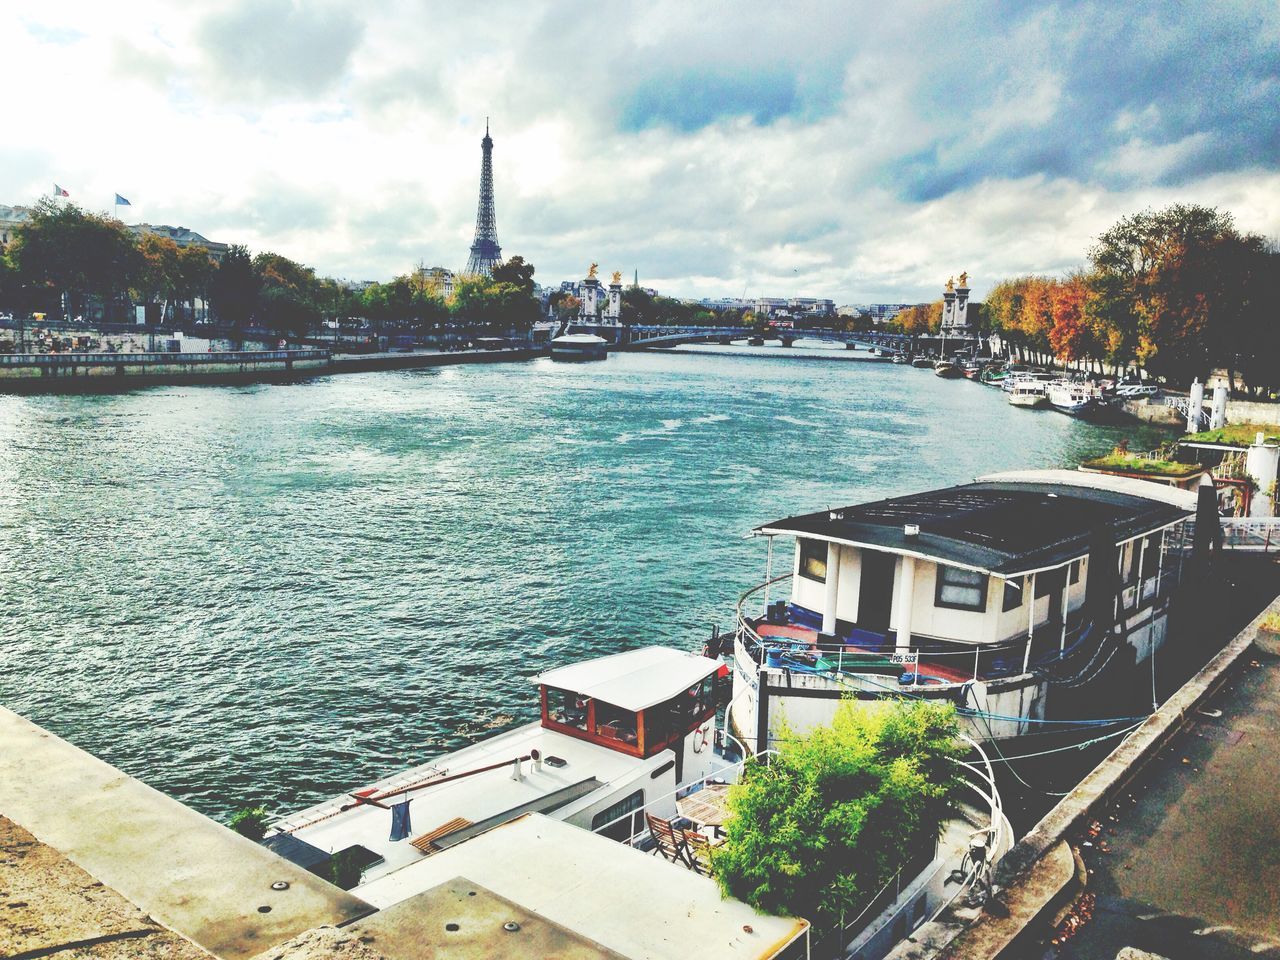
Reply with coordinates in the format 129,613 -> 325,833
728,470 -> 1205,747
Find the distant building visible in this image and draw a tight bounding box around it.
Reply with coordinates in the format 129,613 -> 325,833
0,204 -> 33,247
130,223 -> 230,263
754,297 -> 788,316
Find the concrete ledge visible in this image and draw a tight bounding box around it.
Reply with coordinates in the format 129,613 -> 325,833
0,815 -> 211,960
0,707 -> 373,960
884,586 -> 1280,960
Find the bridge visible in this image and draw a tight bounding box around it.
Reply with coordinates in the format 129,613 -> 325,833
623,325 -> 914,351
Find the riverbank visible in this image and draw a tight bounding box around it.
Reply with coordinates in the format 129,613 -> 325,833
0,346 -> 540,393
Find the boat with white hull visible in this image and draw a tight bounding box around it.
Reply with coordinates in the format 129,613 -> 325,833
727,470 -> 1205,748
550,332 -> 609,360
267,647 -> 730,898
1007,380 -> 1050,408
1046,380 -> 1110,418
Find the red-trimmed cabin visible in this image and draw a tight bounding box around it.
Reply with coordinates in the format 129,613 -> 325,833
535,646 -> 726,758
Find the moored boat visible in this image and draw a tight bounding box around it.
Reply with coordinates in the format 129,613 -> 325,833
911,356 -> 935,369
727,469 -> 1201,747
891,352 -> 910,364
550,333 -> 608,361
1007,380 -> 1050,407
268,646 -> 732,898
933,360 -> 963,378
1046,380 -> 1110,417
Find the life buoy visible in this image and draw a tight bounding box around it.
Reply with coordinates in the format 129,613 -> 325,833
692,723 -> 712,753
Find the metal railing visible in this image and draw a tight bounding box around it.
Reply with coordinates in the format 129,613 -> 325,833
1220,516 -> 1280,553
733,576 -> 1056,684
0,349 -> 330,366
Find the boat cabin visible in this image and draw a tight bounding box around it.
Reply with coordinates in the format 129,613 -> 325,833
730,470 -> 1201,744
538,646 -> 724,759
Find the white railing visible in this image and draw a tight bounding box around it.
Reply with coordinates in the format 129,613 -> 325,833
1220,516 -> 1280,553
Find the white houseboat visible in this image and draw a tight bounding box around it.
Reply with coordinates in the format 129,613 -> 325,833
728,470 -> 1205,747
267,646 -> 729,897
550,332 -> 609,360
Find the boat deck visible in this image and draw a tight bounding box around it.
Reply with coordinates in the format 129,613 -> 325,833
273,722 -> 657,894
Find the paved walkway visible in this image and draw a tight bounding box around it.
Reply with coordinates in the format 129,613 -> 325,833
1053,645 -> 1280,960
0,816 -> 209,960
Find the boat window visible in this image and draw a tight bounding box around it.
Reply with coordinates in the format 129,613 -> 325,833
591,790 -> 645,843
593,701 -> 639,746
799,539 -> 827,583
1069,559 -> 1082,585
1002,577 -> 1023,612
935,566 -> 988,612
545,687 -> 589,732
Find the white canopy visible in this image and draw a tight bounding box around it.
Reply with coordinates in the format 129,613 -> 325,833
978,468 -> 1199,511
533,646 -> 720,713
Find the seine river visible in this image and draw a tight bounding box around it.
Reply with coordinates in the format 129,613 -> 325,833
0,347 -> 1169,820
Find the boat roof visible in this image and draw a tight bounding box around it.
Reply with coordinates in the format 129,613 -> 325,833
275,721 -> 654,890
534,646 -> 721,712
357,813 -> 809,959
755,469 -> 1194,577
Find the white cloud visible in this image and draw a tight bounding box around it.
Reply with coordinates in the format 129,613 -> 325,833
3,1 -> 1278,301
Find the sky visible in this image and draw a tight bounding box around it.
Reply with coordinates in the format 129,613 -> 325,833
3,1 -> 1278,303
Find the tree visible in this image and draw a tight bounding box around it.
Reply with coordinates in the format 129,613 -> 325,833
712,700 -> 963,927
451,274 -> 539,336
490,255 -> 536,296
209,245 -> 260,341
9,199 -> 138,322
132,234 -> 182,326
176,245 -> 216,325
254,252 -> 321,340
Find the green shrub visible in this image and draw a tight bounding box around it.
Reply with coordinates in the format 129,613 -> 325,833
228,806 -> 270,841
712,700 -> 963,926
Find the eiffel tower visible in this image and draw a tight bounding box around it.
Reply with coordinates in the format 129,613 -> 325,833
463,119 -> 502,277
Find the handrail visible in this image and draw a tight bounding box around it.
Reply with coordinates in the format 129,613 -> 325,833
0,349 -> 329,365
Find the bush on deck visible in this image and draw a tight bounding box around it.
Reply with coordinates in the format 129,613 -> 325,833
711,700 -> 963,927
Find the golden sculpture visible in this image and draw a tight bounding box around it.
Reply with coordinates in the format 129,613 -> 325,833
587,263 -> 598,280
958,271 -> 968,287
611,270 -> 622,285
945,276 -> 955,292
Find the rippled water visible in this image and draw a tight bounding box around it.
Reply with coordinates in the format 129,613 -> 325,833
0,349 -> 1170,820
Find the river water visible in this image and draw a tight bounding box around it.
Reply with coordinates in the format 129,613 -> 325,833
0,346 -> 1170,820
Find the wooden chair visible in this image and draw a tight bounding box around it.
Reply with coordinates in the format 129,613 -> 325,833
645,812 -> 690,866
682,829 -> 715,877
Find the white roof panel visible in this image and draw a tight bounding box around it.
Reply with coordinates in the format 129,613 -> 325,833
533,646 -> 720,713
358,813 -> 808,959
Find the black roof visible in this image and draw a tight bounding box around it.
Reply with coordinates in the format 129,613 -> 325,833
755,479 -> 1190,577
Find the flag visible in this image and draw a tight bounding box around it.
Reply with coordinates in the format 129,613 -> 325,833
115,194 -> 131,206
53,183 -> 69,197
389,801 -> 412,841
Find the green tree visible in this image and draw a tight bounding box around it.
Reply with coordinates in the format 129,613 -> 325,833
9,199 -> 139,322
209,245 -> 261,340
254,252 -> 322,340
712,700 -> 963,926
176,245 -> 217,325
451,274 -> 539,336
490,255 -> 536,296
132,234 -> 182,325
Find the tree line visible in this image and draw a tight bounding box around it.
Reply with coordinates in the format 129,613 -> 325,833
885,204 -> 1280,394
0,199 -> 542,341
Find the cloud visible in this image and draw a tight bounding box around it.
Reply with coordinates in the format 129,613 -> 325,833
1,0 -> 1278,302
194,0 -> 366,101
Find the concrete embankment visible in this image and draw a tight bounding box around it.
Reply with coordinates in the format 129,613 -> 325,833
0,347 -> 542,393
887,583 -> 1280,960
330,347 -> 539,373
0,350 -> 331,393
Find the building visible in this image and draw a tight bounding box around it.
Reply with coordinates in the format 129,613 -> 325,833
129,223 -> 230,262
0,204 -> 33,248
